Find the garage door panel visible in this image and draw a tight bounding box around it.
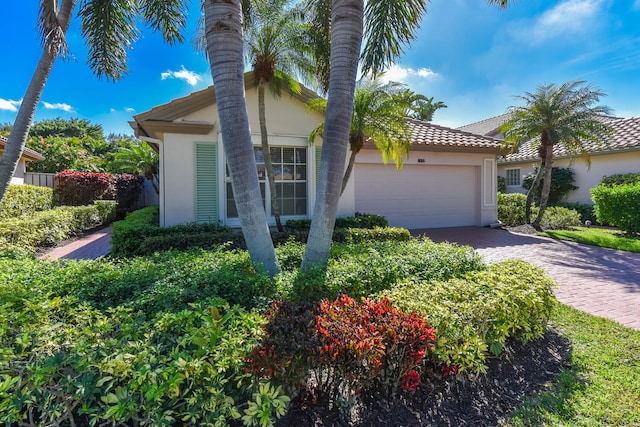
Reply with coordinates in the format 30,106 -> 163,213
354,164 -> 478,229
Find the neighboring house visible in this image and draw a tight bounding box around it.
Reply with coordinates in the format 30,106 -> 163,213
129,73 -> 503,229
0,135 -> 46,184
459,114 -> 640,205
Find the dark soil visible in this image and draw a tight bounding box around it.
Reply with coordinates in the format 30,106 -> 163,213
278,327 -> 572,427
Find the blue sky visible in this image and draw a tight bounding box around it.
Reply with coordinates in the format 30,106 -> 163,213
2,0 -> 640,136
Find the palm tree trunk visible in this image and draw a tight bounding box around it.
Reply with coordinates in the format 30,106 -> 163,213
203,0 -> 279,276
532,144 -> 554,228
258,82 -> 283,231
302,0 -> 364,270
525,156 -> 545,224
340,148 -> 358,195
0,0 -> 77,204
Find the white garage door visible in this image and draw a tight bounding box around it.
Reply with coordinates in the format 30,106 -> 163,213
354,164 -> 479,229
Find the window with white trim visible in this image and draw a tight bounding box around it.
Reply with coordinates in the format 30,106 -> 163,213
505,168 -> 521,186
226,146 -> 307,218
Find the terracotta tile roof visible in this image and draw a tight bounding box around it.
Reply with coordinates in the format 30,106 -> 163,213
0,135 -> 46,162
405,118 -> 503,153
499,115 -> 640,164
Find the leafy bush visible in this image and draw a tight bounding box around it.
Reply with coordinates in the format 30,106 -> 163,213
246,296 -> 437,413
0,298 -> 270,426
286,212 -> 388,231
0,202 -> 115,256
497,193 -> 534,226
55,170 -> 115,205
497,176 -> 506,193
591,182 -> 640,234
0,184 -> 53,219
539,206 -> 581,230
522,166 -> 578,203
110,206 -> 161,257
280,239 -> 485,302
114,173 -> 144,216
553,202 -> 597,224
384,260 -> 556,374
601,172 -> 640,187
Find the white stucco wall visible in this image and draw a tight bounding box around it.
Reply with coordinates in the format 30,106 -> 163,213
158,84 -> 355,227
10,159 -> 27,184
498,150 -> 640,204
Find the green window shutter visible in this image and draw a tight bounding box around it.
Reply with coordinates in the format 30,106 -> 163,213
315,145 -> 322,185
194,142 -> 218,223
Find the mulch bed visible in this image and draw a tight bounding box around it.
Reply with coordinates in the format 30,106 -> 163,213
278,327 -> 571,426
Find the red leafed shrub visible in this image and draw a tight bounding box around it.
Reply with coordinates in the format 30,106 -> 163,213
114,173 -> 144,215
55,170 -> 115,206
316,295 -> 436,399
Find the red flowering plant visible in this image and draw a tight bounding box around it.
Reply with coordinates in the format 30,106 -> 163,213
55,170 -> 115,206
315,295 -> 436,401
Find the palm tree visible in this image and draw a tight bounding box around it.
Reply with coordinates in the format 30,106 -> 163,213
246,0 -> 315,231
0,0 -> 187,205
301,0 -> 513,270
410,96 -> 448,122
203,0 -> 279,275
500,80 -> 613,228
111,142 -> 160,194
307,78 -> 413,195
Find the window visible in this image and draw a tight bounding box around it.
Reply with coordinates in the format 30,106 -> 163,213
505,168 -> 521,186
226,146 -> 307,218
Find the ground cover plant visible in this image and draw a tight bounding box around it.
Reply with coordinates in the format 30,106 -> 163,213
0,236 -> 561,425
540,226 -> 640,253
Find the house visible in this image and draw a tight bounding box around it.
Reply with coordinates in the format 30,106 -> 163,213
0,135 -> 45,184
459,114 -> 640,205
129,74 -> 503,230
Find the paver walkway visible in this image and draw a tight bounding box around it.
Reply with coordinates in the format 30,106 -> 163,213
39,225 -> 112,261
414,227 -> 640,330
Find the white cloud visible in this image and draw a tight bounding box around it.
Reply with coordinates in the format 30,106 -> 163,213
379,64 -> 438,84
161,66 -> 202,86
513,0 -> 605,43
125,107 -> 135,113
0,98 -> 21,112
42,101 -> 74,112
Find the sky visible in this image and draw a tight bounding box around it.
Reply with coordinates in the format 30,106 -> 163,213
2,0 -> 640,137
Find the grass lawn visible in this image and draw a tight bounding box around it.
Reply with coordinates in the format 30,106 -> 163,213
539,226 -> 640,253
508,302 -> 640,426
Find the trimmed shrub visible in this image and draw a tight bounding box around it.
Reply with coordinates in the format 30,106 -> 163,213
55,170 -> 115,205
114,173 -> 144,216
110,206 -> 161,257
0,202 -> 115,256
591,182 -> 640,234
497,176 -> 506,193
540,206 -> 581,230
497,192 -> 534,226
601,172 -> 640,187
286,212 -> 388,231
384,260 -> 556,374
0,184 -> 54,219
553,202 -> 597,224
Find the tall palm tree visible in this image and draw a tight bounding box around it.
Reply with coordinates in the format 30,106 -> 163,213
204,0 -> 279,275
500,80 -> 613,228
111,142 -> 160,194
0,0 -> 187,204
301,0 -> 513,270
246,0 -> 315,231
307,78 -> 413,195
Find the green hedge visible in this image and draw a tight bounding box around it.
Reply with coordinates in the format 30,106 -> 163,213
112,207 -> 407,257
384,259 -> 556,374
498,193 -> 581,229
0,184 -> 54,219
591,182 -> 640,234
0,201 -> 116,256
285,212 -> 388,231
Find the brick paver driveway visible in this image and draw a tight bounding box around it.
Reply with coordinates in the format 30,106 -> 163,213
414,227 -> 640,330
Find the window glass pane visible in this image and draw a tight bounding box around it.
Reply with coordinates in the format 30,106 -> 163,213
257,164 -> 266,181
295,148 -> 307,164
281,199 -> 295,215
295,182 -> 306,197
278,165 -> 294,180
254,147 -> 264,164
281,183 -> 295,198
226,183 -> 238,217
270,147 -> 282,163
282,148 -> 295,163
295,199 -> 307,215
295,165 -> 306,180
